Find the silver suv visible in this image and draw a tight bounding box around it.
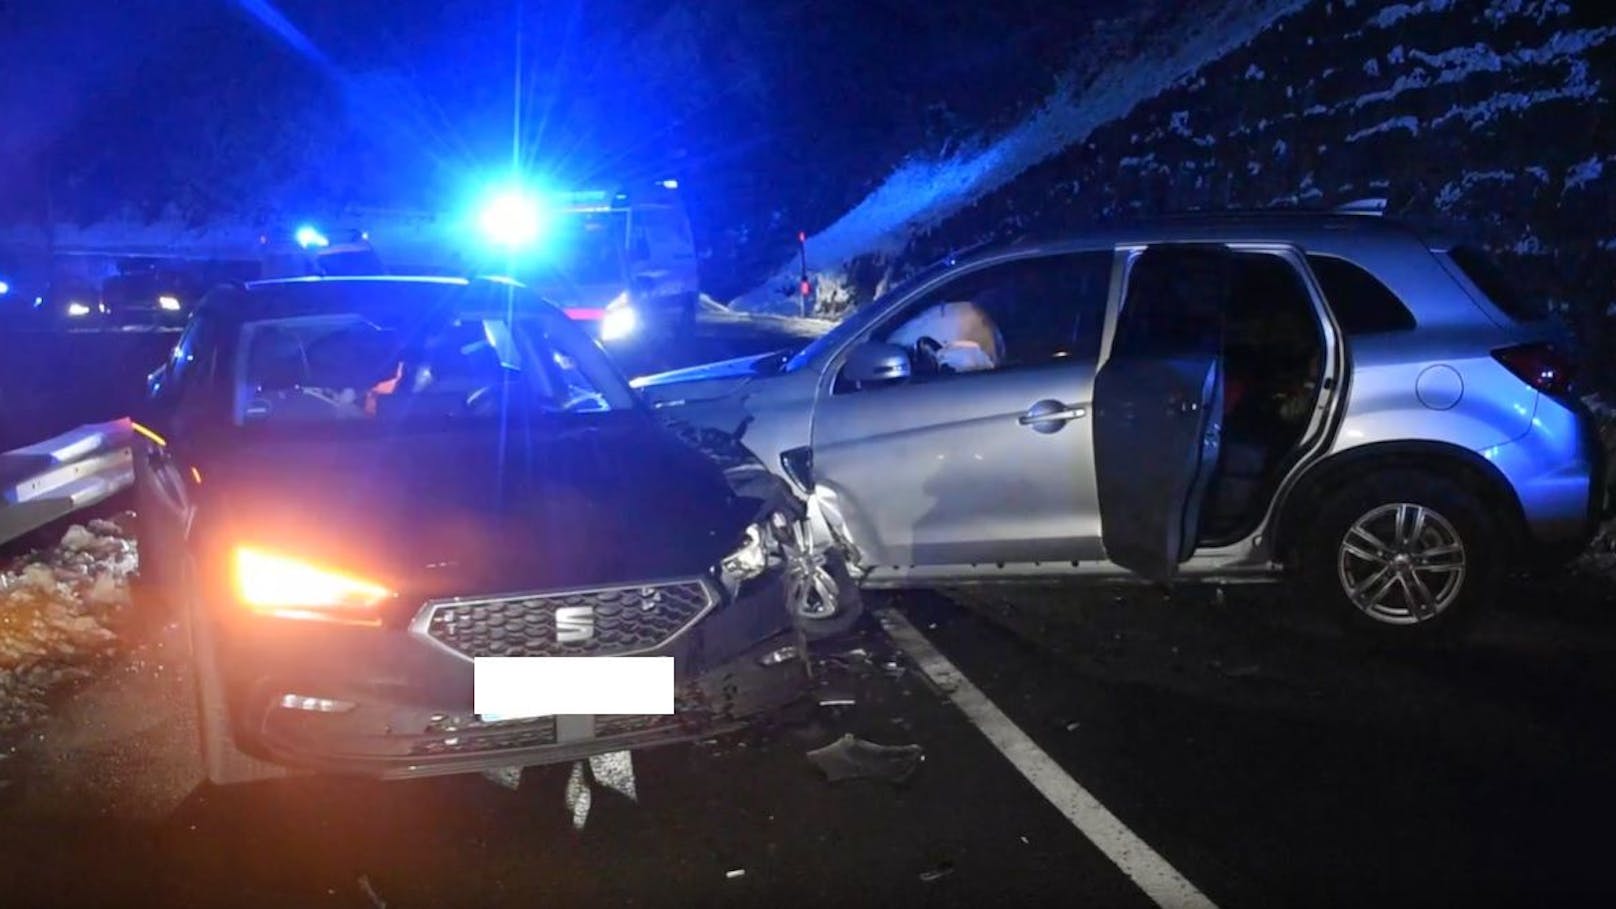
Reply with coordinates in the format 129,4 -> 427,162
635,213 -> 1607,638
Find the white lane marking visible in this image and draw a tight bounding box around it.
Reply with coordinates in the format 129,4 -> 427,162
879,609 -> 1217,909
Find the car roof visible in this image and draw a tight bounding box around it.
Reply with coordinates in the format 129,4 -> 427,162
203,275 -> 550,324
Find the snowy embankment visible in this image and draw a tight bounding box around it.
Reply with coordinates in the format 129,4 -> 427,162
0,520 -> 137,734
735,0 -> 1313,314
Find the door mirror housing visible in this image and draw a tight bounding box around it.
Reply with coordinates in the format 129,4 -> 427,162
841,341 -> 912,386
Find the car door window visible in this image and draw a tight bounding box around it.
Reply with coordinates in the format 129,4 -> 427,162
849,251 -> 1112,389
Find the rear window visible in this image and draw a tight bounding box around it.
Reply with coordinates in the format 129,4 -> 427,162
1306,255 -> 1417,335
1446,245 -> 1548,322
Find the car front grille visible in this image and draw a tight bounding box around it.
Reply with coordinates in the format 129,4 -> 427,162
417,580 -> 714,659
408,689 -> 714,757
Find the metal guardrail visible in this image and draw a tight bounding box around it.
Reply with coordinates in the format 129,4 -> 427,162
0,419 -> 135,546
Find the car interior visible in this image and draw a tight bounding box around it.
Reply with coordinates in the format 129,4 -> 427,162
1198,253 -> 1327,545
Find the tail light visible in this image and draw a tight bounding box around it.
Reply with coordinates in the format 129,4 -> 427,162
1492,343 -> 1576,396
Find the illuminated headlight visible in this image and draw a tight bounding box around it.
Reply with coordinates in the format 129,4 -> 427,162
719,524 -> 771,586
234,546 -> 392,624
601,297 -> 639,342
158,295 -> 182,311
66,301 -> 91,317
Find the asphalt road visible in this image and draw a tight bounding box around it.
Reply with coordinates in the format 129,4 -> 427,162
5,320 -> 1616,906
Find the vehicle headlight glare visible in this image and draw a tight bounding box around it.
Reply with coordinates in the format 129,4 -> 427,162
234,546 -> 392,623
66,301 -> 91,317
601,301 -> 639,342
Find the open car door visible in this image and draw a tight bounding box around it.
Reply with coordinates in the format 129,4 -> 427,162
1093,245 -> 1232,581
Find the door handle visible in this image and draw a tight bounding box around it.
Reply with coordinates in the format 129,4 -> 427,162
1019,399 -> 1088,433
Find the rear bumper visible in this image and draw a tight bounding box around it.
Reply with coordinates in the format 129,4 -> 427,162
1495,393 -> 1610,564
213,571 -> 807,780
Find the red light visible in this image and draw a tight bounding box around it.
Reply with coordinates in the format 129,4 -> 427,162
798,231 -> 806,243
800,280 -> 811,296
1492,343 -> 1575,396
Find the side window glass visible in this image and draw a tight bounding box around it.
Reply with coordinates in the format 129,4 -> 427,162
1305,254 -> 1417,335
871,251 -> 1113,383
1113,246 -> 1231,360
153,317 -> 207,405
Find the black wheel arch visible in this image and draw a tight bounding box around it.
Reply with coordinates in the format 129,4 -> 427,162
1270,440 -> 1529,566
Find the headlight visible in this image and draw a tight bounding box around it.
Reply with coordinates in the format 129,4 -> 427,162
66,301 -> 91,317
719,524 -> 771,585
158,295 -> 182,311
233,546 -> 392,624
601,300 -> 639,342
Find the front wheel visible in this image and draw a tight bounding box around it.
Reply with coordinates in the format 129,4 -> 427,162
773,513 -> 864,641
1297,470 -> 1500,641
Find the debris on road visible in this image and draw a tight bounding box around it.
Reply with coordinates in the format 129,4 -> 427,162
918,861 -> 955,883
725,868 -> 746,880
806,733 -> 924,784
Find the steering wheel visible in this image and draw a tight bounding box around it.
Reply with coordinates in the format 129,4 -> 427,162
914,335 -> 946,374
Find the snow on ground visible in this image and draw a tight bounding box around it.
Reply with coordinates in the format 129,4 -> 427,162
735,0 -> 1314,312
0,519 -> 137,735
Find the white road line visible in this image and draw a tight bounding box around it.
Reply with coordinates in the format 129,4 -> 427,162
878,609 -> 1218,909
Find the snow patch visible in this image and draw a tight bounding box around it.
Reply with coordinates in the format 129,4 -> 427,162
0,520 -> 137,733
1363,58 -> 1380,77
1346,116 -> 1421,142
1564,156 -> 1606,192
1245,63 -> 1265,80
1371,0 -> 1456,29
1434,170 -> 1514,209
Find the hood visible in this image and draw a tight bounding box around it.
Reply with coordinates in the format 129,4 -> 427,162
630,350 -> 788,406
529,281 -> 625,312
197,415 -> 758,601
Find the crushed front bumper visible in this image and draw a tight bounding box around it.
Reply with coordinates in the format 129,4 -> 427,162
215,571 -> 808,780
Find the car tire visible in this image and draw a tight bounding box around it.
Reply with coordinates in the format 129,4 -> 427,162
181,560 -> 286,785
1297,470 -> 1499,642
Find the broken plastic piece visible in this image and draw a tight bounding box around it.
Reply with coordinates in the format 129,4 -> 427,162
806,733 -> 924,784
919,861 -> 955,883
726,868 -> 746,880
481,765 -> 522,790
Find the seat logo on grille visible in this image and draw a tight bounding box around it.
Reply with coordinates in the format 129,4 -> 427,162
554,606 -> 595,643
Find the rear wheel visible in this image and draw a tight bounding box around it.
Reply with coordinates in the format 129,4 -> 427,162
1298,470 -> 1499,641
181,561 -> 286,785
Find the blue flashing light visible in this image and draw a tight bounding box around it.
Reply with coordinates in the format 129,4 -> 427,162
660,179 -> 679,190
296,225 -> 330,249
478,188 -> 548,250
0,280 -> 9,295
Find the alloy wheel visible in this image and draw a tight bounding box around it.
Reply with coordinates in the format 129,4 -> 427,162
1336,502 -> 1467,625
772,513 -> 841,621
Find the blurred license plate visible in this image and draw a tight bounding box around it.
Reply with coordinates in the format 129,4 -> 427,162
473,656 -> 674,720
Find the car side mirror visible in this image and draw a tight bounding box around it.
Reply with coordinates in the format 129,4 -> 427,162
841,341 -> 912,386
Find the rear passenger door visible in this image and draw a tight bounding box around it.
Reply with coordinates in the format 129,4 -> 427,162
1093,245 -> 1233,581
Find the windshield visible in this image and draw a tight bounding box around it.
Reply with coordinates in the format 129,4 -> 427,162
783,257 -> 960,371
232,285 -> 636,428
